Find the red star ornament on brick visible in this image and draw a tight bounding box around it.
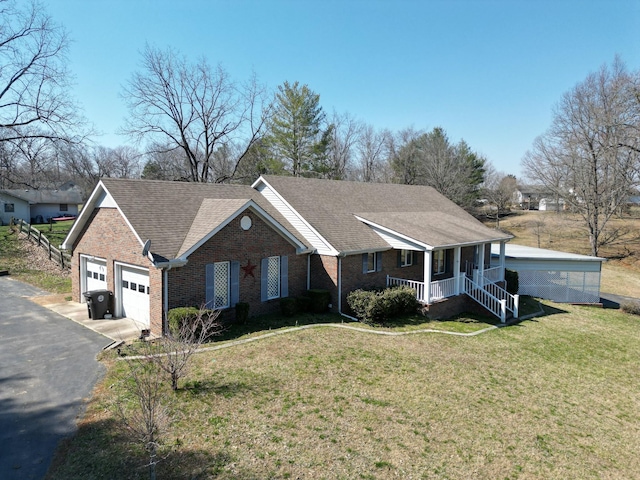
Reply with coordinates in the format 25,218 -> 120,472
241,260 -> 257,278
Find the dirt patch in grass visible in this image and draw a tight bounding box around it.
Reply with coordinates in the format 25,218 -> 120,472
47,302 -> 640,479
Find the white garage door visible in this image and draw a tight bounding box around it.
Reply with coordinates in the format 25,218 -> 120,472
119,265 -> 150,327
85,258 -> 107,293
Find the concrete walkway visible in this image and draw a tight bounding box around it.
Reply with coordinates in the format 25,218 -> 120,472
30,294 -> 144,343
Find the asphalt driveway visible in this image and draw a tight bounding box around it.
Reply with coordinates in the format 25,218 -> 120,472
0,277 -> 110,479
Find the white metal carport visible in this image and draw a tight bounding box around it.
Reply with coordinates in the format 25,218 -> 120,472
491,244 -> 605,303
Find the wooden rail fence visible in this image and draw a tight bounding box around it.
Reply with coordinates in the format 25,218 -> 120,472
16,219 -> 72,270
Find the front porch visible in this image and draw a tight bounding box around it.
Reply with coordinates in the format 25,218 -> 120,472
387,242 -> 519,322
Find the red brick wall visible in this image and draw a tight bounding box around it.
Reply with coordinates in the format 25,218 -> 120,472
70,208 -> 163,334
167,210 -> 308,319
339,250 -> 417,314
309,255 -> 338,308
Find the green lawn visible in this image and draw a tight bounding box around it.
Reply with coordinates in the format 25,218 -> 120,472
47,301 -> 640,479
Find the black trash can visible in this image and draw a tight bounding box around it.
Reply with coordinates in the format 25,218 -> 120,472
83,290 -> 113,320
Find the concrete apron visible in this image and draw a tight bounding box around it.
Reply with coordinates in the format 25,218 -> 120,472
30,294 -> 144,343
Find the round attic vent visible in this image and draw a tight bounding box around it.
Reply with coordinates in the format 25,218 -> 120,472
240,215 -> 252,230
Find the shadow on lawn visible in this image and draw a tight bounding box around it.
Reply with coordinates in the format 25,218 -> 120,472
47,416 -> 263,480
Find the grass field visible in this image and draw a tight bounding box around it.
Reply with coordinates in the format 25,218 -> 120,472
46,301 -> 640,479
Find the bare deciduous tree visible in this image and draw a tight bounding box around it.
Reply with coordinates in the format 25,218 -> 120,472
150,307 -> 221,391
483,163 -> 517,227
522,58 -> 640,256
122,45 -> 269,183
115,356 -> 168,480
0,0 -> 83,143
354,124 -> 390,182
324,111 -> 361,180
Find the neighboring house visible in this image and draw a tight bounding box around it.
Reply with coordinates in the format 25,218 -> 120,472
538,197 -> 565,211
0,186 -> 83,225
490,244 -> 605,303
514,185 -> 553,210
62,176 -> 515,336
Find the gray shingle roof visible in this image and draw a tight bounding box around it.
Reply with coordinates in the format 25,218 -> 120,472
1,188 -> 83,204
260,175 -> 512,251
99,178 -> 306,260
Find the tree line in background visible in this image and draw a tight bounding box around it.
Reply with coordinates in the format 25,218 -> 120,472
0,1 -> 639,246
0,1 -> 489,209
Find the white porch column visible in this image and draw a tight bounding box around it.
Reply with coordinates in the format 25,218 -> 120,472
453,246 -> 461,295
424,249 -> 432,304
499,241 -> 506,281
478,243 -> 485,287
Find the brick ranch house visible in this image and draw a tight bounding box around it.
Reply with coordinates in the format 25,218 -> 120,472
62,176 -> 517,336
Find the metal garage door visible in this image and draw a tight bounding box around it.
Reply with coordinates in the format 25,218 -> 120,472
119,265 -> 150,327
84,258 -> 107,293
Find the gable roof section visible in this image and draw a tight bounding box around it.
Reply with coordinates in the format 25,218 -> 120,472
177,198 -> 306,258
63,178 -> 308,260
255,175 -> 512,253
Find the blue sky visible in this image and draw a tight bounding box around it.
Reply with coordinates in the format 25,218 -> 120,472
45,0 -> 639,178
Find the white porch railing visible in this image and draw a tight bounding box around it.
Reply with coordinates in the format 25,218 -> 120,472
478,273 -> 519,318
465,277 -> 507,323
387,276 -> 459,302
388,271 -> 518,323
387,276 -> 424,301
482,266 -> 503,283
430,277 -> 457,301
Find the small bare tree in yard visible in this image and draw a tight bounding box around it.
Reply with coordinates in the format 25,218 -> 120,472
115,308 -> 221,478
115,356 -> 168,480
152,307 -> 221,390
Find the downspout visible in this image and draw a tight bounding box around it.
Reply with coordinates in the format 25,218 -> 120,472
152,258 -> 188,335
163,268 -> 169,334
338,255 -> 359,322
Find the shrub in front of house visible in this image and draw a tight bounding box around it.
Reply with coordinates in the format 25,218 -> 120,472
505,269 -> 519,295
168,306 -> 218,340
347,286 -> 417,325
296,295 -> 312,313
306,289 -> 331,313
280,297 -> 297,317
235,302 -> 250,324
168,307 -> 201,337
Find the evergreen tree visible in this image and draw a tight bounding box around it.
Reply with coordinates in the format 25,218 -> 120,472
266,81 -> 330,177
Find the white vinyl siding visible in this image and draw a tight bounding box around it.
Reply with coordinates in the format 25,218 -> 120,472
256,183 -> 336,255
